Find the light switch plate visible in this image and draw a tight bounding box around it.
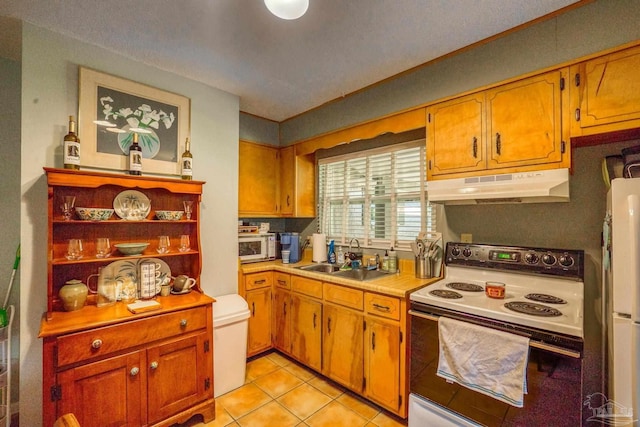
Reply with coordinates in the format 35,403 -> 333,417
461,233 -> 473,243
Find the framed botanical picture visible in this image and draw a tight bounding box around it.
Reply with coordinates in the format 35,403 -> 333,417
78,67 -> 191,176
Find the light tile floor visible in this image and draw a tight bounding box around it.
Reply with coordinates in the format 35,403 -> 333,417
176,351 -> 407,427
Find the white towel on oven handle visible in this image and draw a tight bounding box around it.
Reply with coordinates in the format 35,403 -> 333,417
436,316 -> 530,408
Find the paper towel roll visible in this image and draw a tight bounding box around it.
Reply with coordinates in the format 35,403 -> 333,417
312,233 -> 327,263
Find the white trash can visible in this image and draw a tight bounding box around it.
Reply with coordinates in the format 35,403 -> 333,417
213,294 -> 250,397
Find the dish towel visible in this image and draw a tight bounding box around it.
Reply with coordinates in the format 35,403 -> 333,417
437,317 -> 530,407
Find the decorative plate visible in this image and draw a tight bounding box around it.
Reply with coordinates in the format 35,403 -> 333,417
114,190 -> 151,220
107,258 -> 171,300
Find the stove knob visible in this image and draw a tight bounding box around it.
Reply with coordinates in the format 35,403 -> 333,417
524,253 -> 539,264
462,247 -> 472,257
542,253 -> 556,265
451,246 -> 460,256
559,255 -> 574,267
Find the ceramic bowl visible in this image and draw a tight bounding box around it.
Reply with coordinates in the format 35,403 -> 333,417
155,210 -> 184,221
75,207 -> 114,221
115,242 -> 149,256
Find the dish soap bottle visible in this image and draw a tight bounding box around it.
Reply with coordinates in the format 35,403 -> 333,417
337,246 -> 344,264
388,247 -> 397,273
328,240 -> 336,264
382,250 -> 389,272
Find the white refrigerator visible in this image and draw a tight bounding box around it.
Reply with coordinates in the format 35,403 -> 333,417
605,177 -> 640,423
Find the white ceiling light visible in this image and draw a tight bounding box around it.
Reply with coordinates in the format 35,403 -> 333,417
264,0 -> 309,20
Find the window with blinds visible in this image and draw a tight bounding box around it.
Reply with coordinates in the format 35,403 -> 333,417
317,140 -> 435,251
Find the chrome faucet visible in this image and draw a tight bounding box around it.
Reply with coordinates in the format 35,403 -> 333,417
349,238 -> 360,252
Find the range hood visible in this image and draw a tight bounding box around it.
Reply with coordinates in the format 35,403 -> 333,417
427,168 -> 570,205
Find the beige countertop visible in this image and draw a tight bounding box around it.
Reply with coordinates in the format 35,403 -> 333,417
240,258 -> 441,298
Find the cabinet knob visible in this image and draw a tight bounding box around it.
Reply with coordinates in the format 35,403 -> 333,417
180,319 -> 188,328
91,339 -> 102,349
130,367 -> 140,376
150,361 -> 159,370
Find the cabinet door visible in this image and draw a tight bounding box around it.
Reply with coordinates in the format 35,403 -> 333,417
427,93 -> 485,178
273,288 -> 292,354
364,318 -> 400,412
486,70 -> 566,170
239,141 -> 279,216
147,332 -> 212,424
290,294 -> 322,372
246,287 -> 272,356
323,304 -> 364,391
279,145 -> 295,216
572,45 -> 640,135
57,351 -> 145,427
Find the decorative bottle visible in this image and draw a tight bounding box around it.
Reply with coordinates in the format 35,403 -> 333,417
128,132 -> 142,175
63,115 -> 81,170
388,247 -> 397,273
181,137 -> 193,180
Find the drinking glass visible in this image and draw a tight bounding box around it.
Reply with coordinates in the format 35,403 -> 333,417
157,235 -> 170,254
61,196 -> 76,221
95,237 -> 111,258
183,201 -> 194,220
66,239 -> 84,260
178,234 -> 190,252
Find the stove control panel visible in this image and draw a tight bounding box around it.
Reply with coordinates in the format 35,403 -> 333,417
445,242 -> 584,280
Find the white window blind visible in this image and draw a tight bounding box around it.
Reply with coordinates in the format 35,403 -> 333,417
318,141 -> 435,251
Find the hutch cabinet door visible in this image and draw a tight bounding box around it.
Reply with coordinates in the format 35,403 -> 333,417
57,351 -> 145,427
146,332 -> 211,424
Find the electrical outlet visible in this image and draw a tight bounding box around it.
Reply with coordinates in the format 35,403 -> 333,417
461,233 -> 473,243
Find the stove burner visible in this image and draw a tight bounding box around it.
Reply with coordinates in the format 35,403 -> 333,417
525,293 -> 567,304
446,282 -> 484,292
504,301 -> 563,317
429,290 -> 463,299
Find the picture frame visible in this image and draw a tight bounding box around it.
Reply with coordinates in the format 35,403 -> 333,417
78,67 -> 191,176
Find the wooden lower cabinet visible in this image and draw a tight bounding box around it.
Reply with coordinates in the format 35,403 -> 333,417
246,286 -> 272,356
290,293 -> 322,372
322,304 -> 364,391
364,317 -> 401,412
42,303 -> 215,427
273,287 -> 292,354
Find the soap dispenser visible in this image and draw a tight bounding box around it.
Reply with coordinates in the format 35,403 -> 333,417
328,240 -> 336,264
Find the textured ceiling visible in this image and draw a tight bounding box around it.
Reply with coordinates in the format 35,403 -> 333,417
0,0 -> 581,121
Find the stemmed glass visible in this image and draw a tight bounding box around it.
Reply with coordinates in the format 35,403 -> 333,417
183,201 -> 194,220
95,237 -> 111,258
178,235 -> 190,252
61,196 -> 76,221
66,239 -> 84,260
157,235 -> 170,254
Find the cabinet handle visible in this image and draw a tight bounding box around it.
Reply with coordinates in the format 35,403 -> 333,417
373,303 -> 390,312
254,279 -> 266,285
372,332 -> 376,350
287,195 -> 291,207
327,317 -> 332,334
283,302 -> 287,316
130,367 -> 140,377
495,133 -> 501,155
252,302 -> 256,316
150,361 -> 159,370
91,339 -> 102,349
277,279 -> 287,286
575,108 -> 581,122
180,319 -> 188,328
313,313 -> 317,329
472,137 -> 478,158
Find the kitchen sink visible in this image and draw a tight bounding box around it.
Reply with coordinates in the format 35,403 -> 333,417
297,263 -> 341,273
331,268 -> 388,281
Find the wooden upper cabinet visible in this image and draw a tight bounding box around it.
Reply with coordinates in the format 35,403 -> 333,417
570,44 -> 640,137
486,69 -> 566,170
279,145 -> 295,216
239,140 -> 279,216
427,93 -> 485,176
427,68 -> 570,180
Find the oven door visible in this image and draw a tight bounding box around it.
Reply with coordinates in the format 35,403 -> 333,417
409,393 -> 481,427
409,308 -> 583,426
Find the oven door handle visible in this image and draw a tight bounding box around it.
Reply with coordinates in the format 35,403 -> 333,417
409,310 -> 582,359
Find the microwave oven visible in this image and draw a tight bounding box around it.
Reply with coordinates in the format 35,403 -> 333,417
239,233 -> 276,263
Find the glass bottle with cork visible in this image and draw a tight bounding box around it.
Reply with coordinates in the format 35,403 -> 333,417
63,115 -> 81,170
128,132 -> 142,175
181,137 -> 193,180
